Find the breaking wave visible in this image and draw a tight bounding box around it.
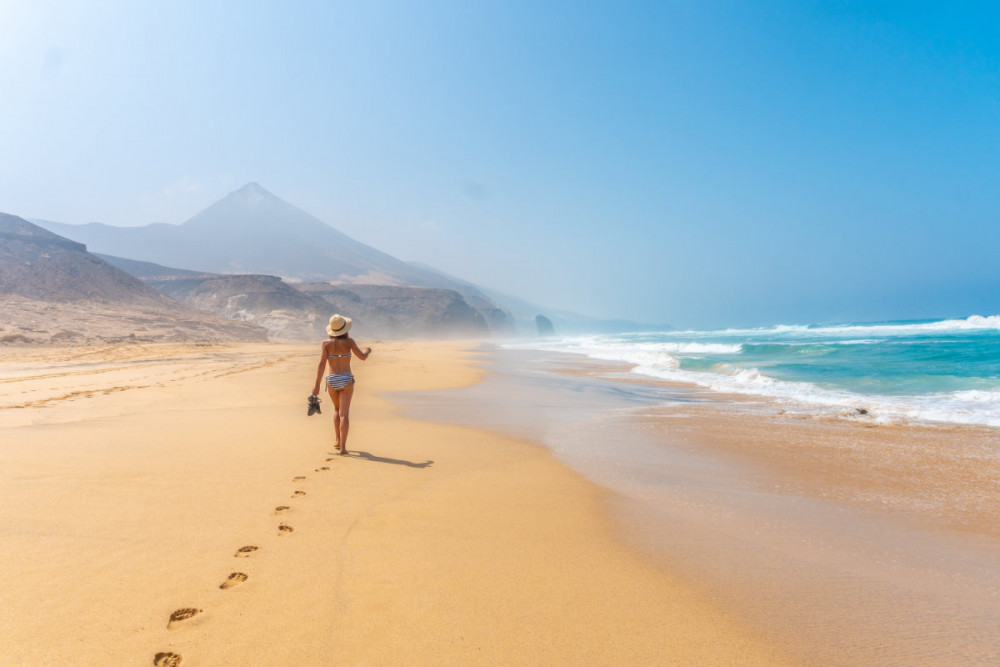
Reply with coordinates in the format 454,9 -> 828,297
507,315 -> 1000,428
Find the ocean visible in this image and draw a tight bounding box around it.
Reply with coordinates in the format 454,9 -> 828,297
508,314 -> 1000,428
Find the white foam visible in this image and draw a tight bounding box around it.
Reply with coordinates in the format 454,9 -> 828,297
506,333 -> 1000,428
633,361 -> 1000,428
508,337 -> 740,358
660,342 -> 743,354
664,314 -> 1000,339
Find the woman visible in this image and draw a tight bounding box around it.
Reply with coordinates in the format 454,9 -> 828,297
312,314 -> 371,455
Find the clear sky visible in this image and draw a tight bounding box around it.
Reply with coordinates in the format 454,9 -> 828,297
2,1 -> 999,328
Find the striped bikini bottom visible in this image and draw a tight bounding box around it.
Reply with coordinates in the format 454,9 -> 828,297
326,373 -> 355,391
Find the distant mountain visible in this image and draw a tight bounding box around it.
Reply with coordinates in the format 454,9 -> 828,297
299,283 -> 489,338
98,253 -> 493,340
1,212 -> 168,305
0,213 -> 267,344
36,183 -> 513,332
34,184 -> 472,286
93,253 -> 203,279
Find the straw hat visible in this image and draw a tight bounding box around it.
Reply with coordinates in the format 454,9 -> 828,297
326,314 -> 352,337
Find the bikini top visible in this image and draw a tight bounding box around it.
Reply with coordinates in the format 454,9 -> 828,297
328,352 -> 351,359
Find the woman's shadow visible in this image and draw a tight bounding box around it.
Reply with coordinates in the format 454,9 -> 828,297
337,451 -> 434,469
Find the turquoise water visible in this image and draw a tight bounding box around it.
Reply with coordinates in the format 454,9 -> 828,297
511,315 -> 1000,427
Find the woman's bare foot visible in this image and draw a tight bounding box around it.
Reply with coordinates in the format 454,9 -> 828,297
339,447 -> 347,455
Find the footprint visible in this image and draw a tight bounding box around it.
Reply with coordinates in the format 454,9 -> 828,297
220,572 -> 248,590
274,505 -> 290,514
278,523 -> 294,534
292,490 -> 306,497
293,476 -> 306,482
326,457 -> 336,462
234,545 -> 259,558
154,652 -> 182,667
167,608 -> 202,629
315,466 -> 329,472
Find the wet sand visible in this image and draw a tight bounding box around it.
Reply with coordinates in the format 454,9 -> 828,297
0,341 -> 786,665
395,347 -> 1000,665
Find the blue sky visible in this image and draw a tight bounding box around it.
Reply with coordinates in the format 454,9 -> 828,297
2,1 -> 999,328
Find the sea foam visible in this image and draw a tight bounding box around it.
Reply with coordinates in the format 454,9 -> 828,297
508,315 -> 1000,428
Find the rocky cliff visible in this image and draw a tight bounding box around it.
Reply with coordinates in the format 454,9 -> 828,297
144,274 -> 331,341
96,254 -> 492,341
299,283 -> 489,338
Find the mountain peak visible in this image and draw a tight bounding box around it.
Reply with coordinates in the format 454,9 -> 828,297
181,181 -> 337,241
227,182 -> 274,207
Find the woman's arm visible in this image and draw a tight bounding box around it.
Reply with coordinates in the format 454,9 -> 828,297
350,338 -> 372,361
312,342 -> 329,394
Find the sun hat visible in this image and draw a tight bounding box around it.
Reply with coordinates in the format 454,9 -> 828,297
326,314 -> 352,337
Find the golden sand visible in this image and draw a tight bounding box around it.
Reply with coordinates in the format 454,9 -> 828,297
0,341 -> 788,665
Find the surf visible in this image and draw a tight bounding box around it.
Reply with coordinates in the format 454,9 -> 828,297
508,315 -> 1000,428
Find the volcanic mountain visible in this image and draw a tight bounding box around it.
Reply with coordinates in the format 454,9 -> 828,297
39,183 -> 491,287
37,183 -> 514,332
0,213 -> 266,344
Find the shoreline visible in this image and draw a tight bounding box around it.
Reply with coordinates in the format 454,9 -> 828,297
547,351 -> 1000,539
509,320 -> 1000,431
393,344 -> 1000,665
0,340 -> 788,665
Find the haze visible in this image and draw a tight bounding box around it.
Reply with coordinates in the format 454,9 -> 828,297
2,1 -> 999,328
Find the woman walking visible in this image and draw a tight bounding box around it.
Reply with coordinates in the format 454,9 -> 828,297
312,314 -> 371,455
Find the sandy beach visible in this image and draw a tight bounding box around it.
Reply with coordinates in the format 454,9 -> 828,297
0,341 -> 788,666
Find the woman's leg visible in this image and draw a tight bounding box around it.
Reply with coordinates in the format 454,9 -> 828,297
328,386 -> 342,449
337,381 -> 355,454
